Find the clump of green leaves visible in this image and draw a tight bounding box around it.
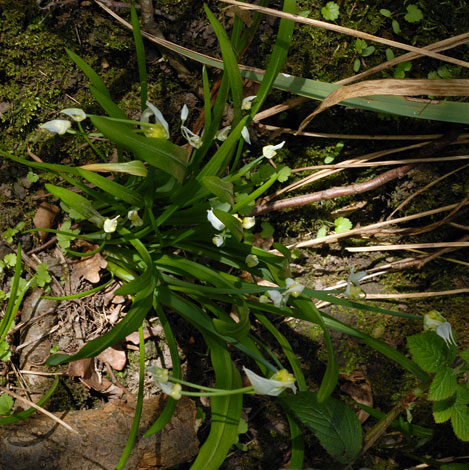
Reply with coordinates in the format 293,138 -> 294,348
380,4 -> 424,35
353,40 -> 375,73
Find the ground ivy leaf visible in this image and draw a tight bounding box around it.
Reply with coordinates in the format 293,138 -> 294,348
334,217 -> 352,233
429,366 -> 457,401
404,4 -> 423,23
277,166 -> 291,183
0,394 -> 14,416
451,404 -> 469,441
407,332 -> 447,373
321,1 -> 339,21
433,394 -> 456,423
35,263 -> 51,288
317,226 -> 327,238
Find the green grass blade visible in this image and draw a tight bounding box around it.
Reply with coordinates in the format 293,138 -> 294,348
202,66 -> 212,130
130,1 -> 148,111
204,5 -> 243,126
66,48 -> 110,98
89,86 -> 128,120
190,334 -> 243,470
75,168 -> 143,207
115,326 -> 145,469
144,305 -> 181,436
90,116 -> 187,183
0,245 -> 22,341
249,0 -> 296,117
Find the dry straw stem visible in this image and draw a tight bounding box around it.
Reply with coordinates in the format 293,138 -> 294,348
294,155 -> 469,170
0,386 -> 77,434
346,242 -> 469,252
388,163 -> 469,218
254,33 -> 469,122
298,79 -> 469,131
364,289 -> 469,299
221,0 -> 469,69
288,200 -> 469,249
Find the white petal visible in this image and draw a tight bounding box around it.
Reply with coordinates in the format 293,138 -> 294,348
181,125 -> 203,148
39,119 -> 71,135
241,95 -> 256,111
285,278 -> 304,298
103,215 -> 119,233
241,126 -> 251,144
349,268 -> 367,286
436,322 -> 456,347
207,209 -> 225,231
147,365 -> 169,383
128,210 -> 143,227
181,104 -> 189,122
262,141 -> 285,159
215,126 -> 231,141
245,254 -> 259,268
169,383 -> 182,400
267,289 -> 284,308
60,108 -> 87,122
142,101 -> 170,138
243,367 -> 296,396
242,216 -> 255,229
212,234 -> 225,247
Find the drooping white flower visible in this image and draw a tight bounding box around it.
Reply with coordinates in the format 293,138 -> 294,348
148,366 -> 182,399
263,141 -> 285,159
285,278 -> 304,298
241,126 -> 251,144
245,254 -> 259,268
103,215 -> 119,233
242,216 -> 256,230
207,209 -> 225,231
424,311 -> 456,347
141,101 -> 170,139
60,108 -> 87,122
215,126 -> 231,142
128,210 -> 143,227
148,365 -> 169,383
345,268 -> 366,297
169,383 -> 182,400
180,104 -> 189,123
243,367 -> 297,396
267,289 -> 284,308
212,234 -> 225,247
39,119 -> 71,135
241,95 -> 256,111
181,125 -> 203,148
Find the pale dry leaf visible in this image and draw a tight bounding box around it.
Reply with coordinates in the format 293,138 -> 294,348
341,371 -> 373,424
70,252 -> 107,288
68,358 -> 94,379
97,344 -> 126,371
299,78 -> 469,131
125,325 -> 163,345
33,202 -> 60,241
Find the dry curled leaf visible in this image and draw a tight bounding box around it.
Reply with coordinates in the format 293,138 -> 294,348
70,252 -> 107,289
33,202 -> 60,241
98,344 -> 126,371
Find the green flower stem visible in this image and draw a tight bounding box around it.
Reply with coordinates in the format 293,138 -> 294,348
168,376 -> 253,395
77,121 -> 107,162
180,387 -> 254,397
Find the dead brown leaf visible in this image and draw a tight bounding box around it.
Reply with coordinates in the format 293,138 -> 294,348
341,371 -> 373,424
125,325 -> 163,345
299,78 -> 469,131
33,202 -> 60,241
70,251 -> 107,290
97,344 -> 126,371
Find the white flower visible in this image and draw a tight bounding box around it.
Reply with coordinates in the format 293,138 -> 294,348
103,215 -> 119,233
169,383 -> 182,400
241,95 -> 256,111
259,295 -> 270,303
281,73 -> 292,78
148,366 -> 169,383
241,126 -> 251,144
245,254 -> 259,268
60,108 -> 87,122
181,125 -> 202,148
212,234 -> 225,247
207,209 -> 225,231
128,210 -> 143,227
215,126 -> 231,142
263,141 -> 285,159
181,104 -> 189,122
285,278 -> 304,298
345,268 -> 366,297
243,367 -> 297,396
180,105 -> 202,148
141,101 -> 170,139
148,366 -> 182,399
39,119 -> 71,135
242,216 -> 256,230
424,311 -> 456,347
267,289 -> 284,308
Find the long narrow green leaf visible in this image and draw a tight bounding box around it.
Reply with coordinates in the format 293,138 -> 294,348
66,48 -> 110,98
45,184 -> 104,226
202,66 -> 212,130
204,5 -> 243,126
75,168 -> 143,207
190,334 -> 243,470
130,1 -> 148,111
90,116 -> 187,183
144,305 -> 181,436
